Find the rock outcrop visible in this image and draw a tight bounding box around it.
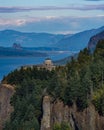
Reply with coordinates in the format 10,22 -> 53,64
0,84 -> 14,130
41,96 -> 51,130
41,96 -> 104,130
1,88 -> 104,130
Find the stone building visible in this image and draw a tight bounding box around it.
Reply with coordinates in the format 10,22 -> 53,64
42,58 -> 55,71
23,58 -> 56,71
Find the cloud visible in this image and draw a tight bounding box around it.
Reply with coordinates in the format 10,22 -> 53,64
0,15 -> 103,34
0,18 -> 27,26
0,4 -> 103,13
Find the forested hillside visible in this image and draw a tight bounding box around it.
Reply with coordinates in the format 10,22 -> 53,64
2,39 -> 104,130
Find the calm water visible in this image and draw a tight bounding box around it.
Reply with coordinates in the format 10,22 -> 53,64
0,51 -> 72,81
0,57 -> 45,81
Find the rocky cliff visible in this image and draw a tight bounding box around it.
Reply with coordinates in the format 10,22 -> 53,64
41,96 -> 51,130
0,84 -> 14,130
41,96 -> 104,130
1,87 -> 104,130
88,31 -> 104,52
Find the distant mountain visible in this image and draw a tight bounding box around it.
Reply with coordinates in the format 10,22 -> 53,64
88,31 -> 104,52
54,53 -> 78,65
0,26 -> 104,52
0,30 -> 65,47
55,26 -> 104,65
0,47 -> 47,57
54,26 -> 104,51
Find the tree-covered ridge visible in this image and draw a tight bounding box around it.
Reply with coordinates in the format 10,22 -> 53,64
3,68 -> 57,130
2,39 -> 104,130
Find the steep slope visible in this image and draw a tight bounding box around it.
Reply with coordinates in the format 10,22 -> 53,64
55,26 -> 104,51
0,30 -> 64,47
0,84 -> 14,130
55,28 -> 104,65
88,31 -> 104,52
41,96 -> 104,130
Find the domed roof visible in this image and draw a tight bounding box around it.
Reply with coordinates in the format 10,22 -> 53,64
44,58 -> 53,65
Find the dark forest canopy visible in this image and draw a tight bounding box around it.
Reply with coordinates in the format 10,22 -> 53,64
2,39 -> 104,130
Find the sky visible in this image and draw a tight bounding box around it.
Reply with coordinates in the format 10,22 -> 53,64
0,0 -> 104,34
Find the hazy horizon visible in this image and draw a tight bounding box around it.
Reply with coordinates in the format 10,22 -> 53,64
0,0 -> 103,34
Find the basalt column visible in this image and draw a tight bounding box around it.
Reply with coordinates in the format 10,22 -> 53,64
41,96 -> 51,130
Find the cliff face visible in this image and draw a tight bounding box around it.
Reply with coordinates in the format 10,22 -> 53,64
41,96 -> 104,130
88,31 -> 104,52
1,87 -> 104,130
0,84 -> 14,130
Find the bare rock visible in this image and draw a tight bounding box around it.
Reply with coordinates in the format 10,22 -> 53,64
0,84 -> 14,130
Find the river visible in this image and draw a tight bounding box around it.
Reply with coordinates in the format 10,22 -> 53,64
0,51 -> 73,81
